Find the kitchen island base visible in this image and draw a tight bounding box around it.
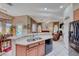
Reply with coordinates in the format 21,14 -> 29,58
16,40 -> 45,56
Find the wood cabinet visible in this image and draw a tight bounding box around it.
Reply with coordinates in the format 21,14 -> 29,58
74,8 -> 79,20
27,16 -> 38,33
16,45 -> 27,56
27,47 -> 37,56
16,40 -> 45,56
27,43 -> 38,56
37,41 -> 45,56
37,23 -> 42,33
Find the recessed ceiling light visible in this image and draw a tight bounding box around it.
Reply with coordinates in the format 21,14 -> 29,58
60,5 -> 63,8
44,8 -> 47,10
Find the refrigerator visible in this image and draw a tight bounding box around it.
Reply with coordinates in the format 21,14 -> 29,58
69,21 -> 79,52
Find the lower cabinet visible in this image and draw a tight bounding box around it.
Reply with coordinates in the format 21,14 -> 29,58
16,45 -> 27,56
27,47 -> 37,56
37,44 -> 45,56
16,40 -> 45,56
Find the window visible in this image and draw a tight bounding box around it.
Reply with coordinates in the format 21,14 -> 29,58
6,23 -> 12,34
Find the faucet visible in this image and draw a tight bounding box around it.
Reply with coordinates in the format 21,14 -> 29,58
32,33 -> 35,41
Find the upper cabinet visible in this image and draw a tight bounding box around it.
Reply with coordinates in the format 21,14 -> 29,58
27,16 -> 32,33
31,18 -> 38,33
37,23 -> 42,33
27,16 -> 38,33
74,8 -> 79,21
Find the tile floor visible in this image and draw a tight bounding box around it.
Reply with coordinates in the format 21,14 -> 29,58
46,37 -> 68,56
69,46 -> 79,56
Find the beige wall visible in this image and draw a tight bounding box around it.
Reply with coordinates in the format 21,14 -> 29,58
48,22 -> 53,32
13,15 -> 28,25
13,15 -> 29,34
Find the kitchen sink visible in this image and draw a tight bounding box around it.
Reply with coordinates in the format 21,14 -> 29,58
27,37 -> 42,42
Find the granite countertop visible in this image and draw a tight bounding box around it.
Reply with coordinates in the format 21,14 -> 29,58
16,35 -> 52,46
7,33 -> 52,46
7,33 -> 52,40
16,38 -> 45,46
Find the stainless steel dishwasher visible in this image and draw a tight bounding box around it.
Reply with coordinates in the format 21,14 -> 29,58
45,39 -> 53,55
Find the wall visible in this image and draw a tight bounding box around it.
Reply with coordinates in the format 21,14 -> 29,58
13,15 -> 28,25
63,4 -> 73,50
13,15 -> 28,34
14,15 -> 38,34
48,22 -> 53,32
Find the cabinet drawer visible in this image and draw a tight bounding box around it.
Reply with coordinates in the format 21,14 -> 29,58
39,41 -> 45,45
37,44 -> 45,56
16,45 -> 27,56
27,47 -> 37,56
28,43 -> 39,48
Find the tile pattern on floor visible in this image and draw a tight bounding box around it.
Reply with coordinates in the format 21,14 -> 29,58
69,47 -> 79,56
46,38 -> 68,56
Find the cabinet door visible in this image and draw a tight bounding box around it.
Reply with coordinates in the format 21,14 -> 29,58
27,47 -> 37,56
74,9 -> 79,20
16,45 -> 27,56
37,44 -> 45,56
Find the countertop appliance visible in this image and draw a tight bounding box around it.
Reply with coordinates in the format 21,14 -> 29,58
45,39 -> 53,55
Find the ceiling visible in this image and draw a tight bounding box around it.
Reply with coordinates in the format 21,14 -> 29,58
0,3 -> 70,22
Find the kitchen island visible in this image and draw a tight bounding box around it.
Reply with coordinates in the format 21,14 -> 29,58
16,38 -> 53,56
7,33 -> 53,56
16,39 -> 45,56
